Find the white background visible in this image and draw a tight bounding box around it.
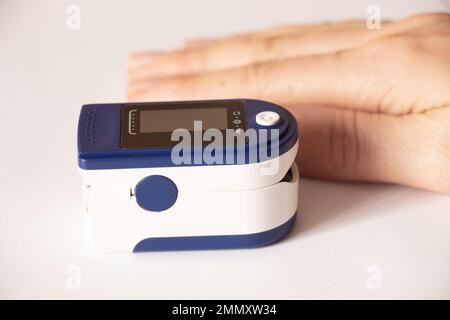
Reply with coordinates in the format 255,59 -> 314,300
0,0 -> 449,299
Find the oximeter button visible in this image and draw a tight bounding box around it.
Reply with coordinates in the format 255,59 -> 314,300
135,175 -> 178,212
256,111 -> 280,126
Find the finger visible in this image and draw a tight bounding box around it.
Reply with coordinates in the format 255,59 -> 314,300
129,24 -> 375,80
296,105 -> 450,194
134,17 -> 448,80
128,51 -> 384,113
129,13 -> 442,79
127,55 -> 337,104
129,14 -> 444,80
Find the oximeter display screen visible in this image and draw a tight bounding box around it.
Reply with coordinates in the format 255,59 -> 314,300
121,101 -> 247,148
139,108 -> 227,133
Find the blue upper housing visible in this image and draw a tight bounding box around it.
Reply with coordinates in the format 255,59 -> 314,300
77,99 -> 298,170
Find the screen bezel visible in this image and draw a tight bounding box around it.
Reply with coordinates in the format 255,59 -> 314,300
120,101 -> 247,149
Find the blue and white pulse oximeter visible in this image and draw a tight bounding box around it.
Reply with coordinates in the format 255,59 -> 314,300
77,99 -> 299,253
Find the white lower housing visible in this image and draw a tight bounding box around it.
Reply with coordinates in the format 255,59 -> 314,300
80,141 -> 299,253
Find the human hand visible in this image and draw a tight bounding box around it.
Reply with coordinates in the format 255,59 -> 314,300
127,13 -> 450,194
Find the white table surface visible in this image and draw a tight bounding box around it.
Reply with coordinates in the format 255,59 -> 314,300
1,0 -> 449,299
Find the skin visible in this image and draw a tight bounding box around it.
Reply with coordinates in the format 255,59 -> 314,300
127,13 -> 450,194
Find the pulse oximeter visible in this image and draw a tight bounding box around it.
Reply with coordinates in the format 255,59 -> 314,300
77,99 -> 299,253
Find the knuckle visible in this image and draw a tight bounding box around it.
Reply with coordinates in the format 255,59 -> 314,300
257,37 -> 283,59
361,35 -> 423,62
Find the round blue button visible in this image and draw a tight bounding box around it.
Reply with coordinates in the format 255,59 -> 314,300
135,175 -> 178,212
